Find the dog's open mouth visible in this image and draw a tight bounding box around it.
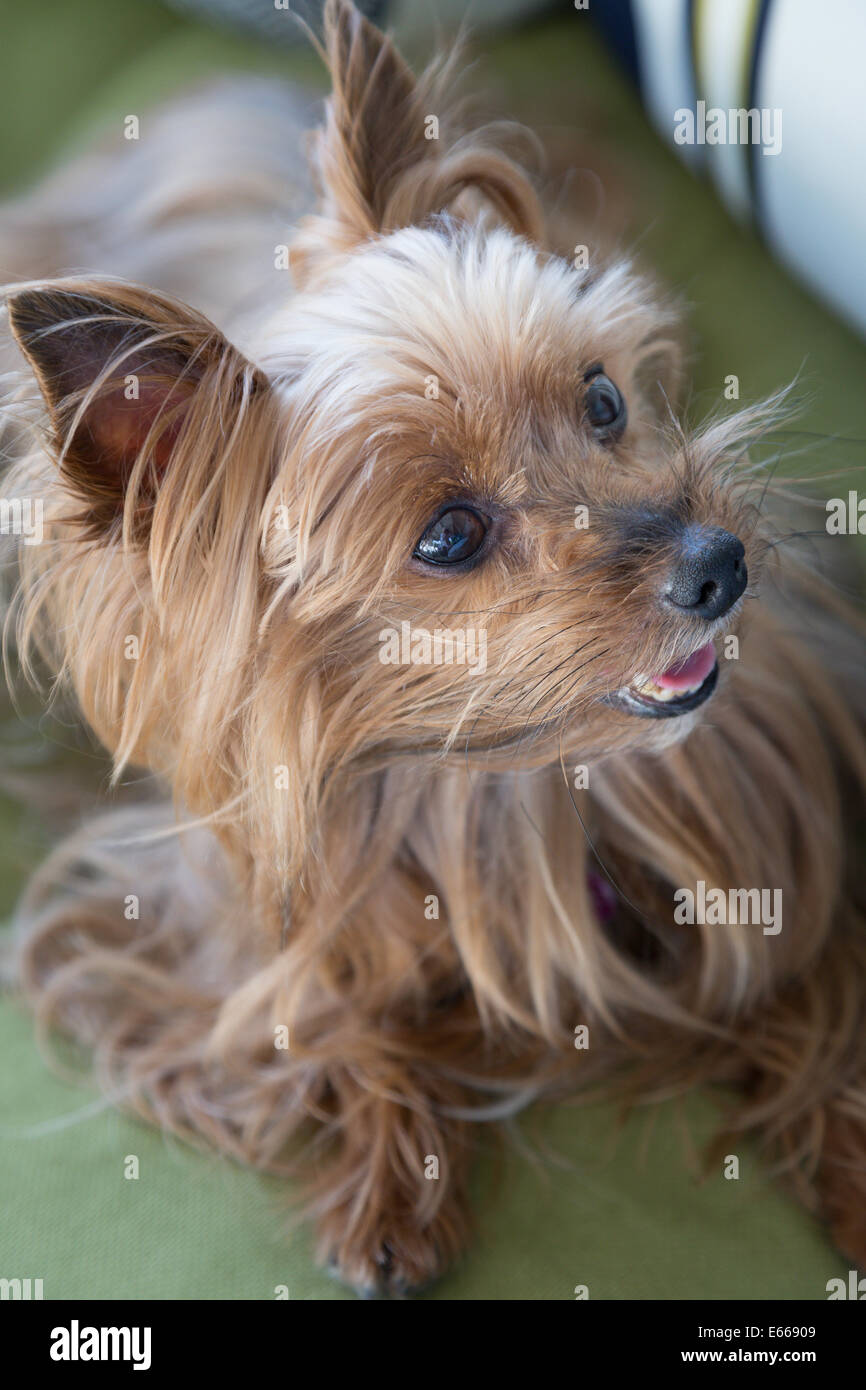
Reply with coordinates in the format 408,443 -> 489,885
607,641 -> 719,719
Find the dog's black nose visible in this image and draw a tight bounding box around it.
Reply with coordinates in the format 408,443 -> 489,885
665,527 -> 747,620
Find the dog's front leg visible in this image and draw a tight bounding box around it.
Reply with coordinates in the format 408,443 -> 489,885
273,859 -> 478,1298
300,1049 -> 475,1297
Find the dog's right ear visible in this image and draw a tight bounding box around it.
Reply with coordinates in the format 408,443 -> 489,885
293,0 -> 544,285
8,280 -> 267,540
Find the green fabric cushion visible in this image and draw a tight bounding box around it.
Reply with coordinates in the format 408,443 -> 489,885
0,0 -> 862,1299
0,994 -> 847,1300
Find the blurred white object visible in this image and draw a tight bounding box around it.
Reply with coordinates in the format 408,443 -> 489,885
628,0 -> 866,337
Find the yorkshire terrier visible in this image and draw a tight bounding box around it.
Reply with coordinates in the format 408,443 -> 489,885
2,0 -> 865,1296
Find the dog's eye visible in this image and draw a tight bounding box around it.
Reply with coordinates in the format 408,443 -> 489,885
584,370 -> 626,439
414,507 -> 487,565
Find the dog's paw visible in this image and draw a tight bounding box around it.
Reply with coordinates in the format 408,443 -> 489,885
319,1210 -> 464,1298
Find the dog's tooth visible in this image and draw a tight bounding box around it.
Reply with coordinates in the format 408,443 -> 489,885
635,677 -> 667,699
631,675 -> 704,703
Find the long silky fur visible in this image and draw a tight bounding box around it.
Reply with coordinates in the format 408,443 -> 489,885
2,0 -> 865,1291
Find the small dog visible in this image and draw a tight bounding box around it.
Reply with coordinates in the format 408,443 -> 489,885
2,0 -> 865,1296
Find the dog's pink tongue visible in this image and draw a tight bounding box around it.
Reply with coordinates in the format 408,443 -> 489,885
652,641 -> 716,690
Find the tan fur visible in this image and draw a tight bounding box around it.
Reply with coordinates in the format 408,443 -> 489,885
1,0 -> 865,1295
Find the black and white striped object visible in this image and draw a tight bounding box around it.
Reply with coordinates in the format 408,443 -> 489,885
593,0 -> 866,339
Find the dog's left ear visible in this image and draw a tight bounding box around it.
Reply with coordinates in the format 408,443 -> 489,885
293,0 -> 544,284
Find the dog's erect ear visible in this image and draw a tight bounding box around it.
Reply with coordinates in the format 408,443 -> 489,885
293,0 -> 544,283
314,0 -> 430,244
8,281 -> 265,537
